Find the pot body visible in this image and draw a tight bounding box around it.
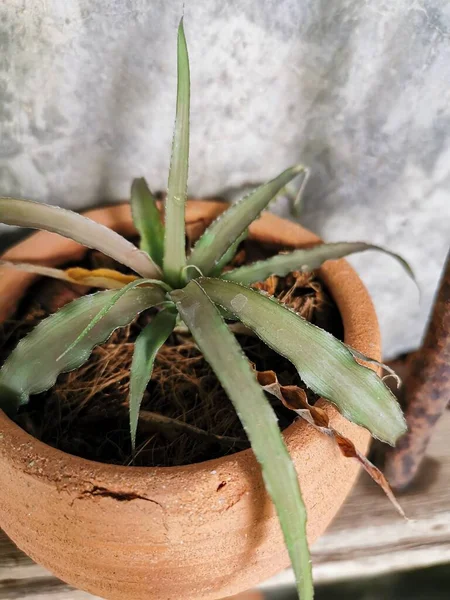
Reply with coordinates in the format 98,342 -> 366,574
0,202 -> 379,600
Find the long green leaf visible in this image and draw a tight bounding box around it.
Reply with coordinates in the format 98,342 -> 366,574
197,278 -> 406,445
209,229 -> 248,277
170,281 -> 313,600
222,241 -> 416,286
188,165 -> 307,276
0,287 -> 165,415
130,178 -> 165,266
129,307 -> 176,451
0,198 -> 160,278
57,279 -> 170,361
163,18 -> 190,287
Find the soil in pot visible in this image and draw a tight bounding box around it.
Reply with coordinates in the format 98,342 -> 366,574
0,238 -> 343,468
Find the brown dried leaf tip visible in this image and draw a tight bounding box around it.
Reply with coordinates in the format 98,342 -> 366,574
257,369 -> 407,519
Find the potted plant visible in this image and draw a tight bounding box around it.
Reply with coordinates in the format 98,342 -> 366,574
0,20 -> 411,600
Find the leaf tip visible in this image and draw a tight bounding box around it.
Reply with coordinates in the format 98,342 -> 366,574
178,17 -> 187,45
386,414 -> 408,448
131,176 -> 144,191
0,383 -> 21,418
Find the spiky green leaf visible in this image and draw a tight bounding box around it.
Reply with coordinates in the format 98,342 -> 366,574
130,178 -> 165,266
222,241 -> 416,286
170,281 -> 313,600
0,198 -> 160,278
0,286 -> 166,415
57,279 -> 170,361
198,277 -> 406,445
163,18 -> 190,287
188,165 -> 307,276
209,229 -> 248,277
129,307 -> 176,451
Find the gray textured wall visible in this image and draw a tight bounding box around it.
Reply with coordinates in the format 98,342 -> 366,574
1,1 -> 449,358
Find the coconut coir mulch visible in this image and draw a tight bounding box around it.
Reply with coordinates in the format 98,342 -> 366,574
0,240 -> 342,467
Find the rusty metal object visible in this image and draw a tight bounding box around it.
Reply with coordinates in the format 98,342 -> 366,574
385,250 -> 450,490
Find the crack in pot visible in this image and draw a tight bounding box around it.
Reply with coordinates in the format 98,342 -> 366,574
79,485 -> 162,507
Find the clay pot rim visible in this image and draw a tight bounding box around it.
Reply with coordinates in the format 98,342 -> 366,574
0,200 -> 379,480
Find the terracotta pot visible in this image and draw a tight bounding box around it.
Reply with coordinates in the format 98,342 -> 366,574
0,201 -> 379,600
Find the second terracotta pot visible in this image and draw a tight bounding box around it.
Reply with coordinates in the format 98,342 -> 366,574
0,201 -> 379,600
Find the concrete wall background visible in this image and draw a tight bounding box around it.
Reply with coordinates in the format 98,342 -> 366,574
1,1 -> 449,358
